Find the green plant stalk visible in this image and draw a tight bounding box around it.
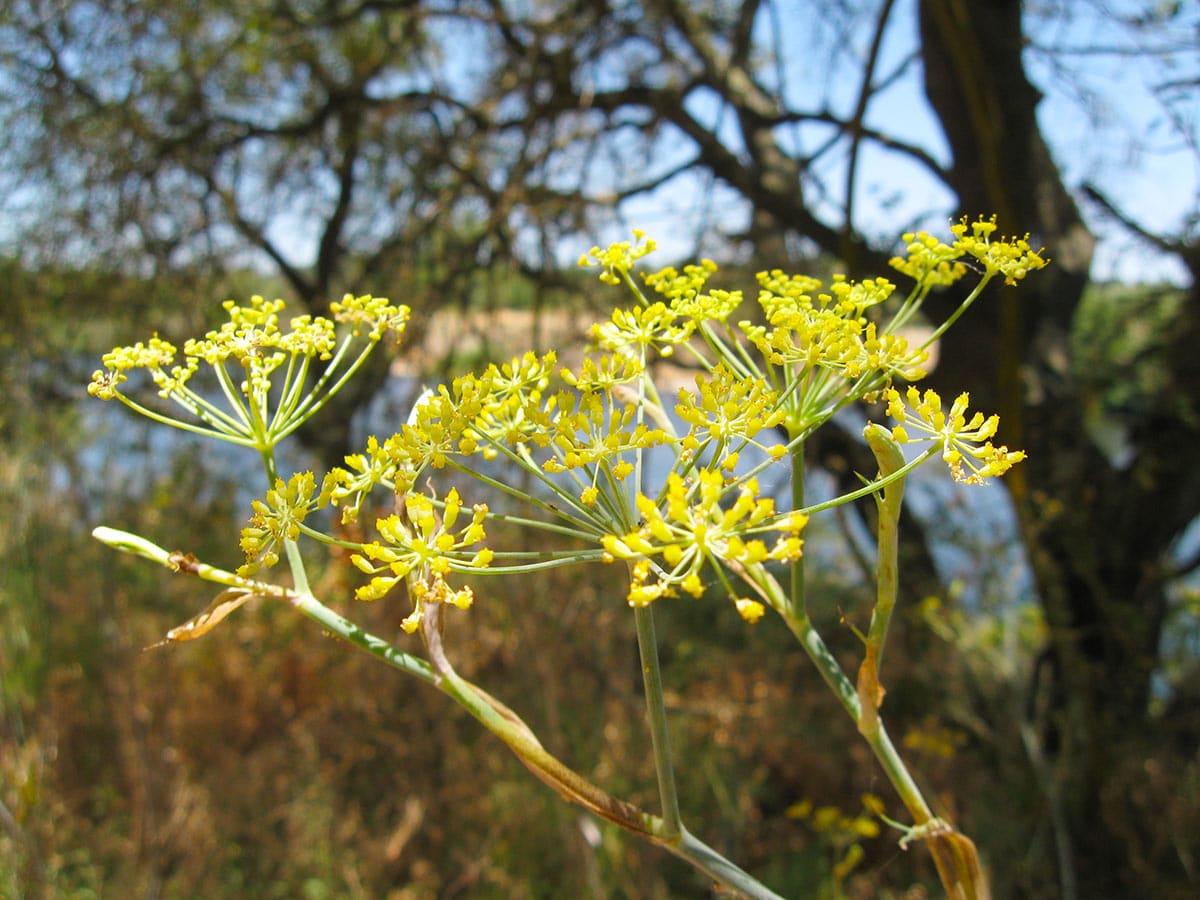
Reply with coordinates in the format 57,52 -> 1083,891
425,615 -> 784,899
857,424 -> 985,898
756,518 -> 974,895
920,274 -> 992,349
863,423 -> 907,672
633,602 -> 684,839
95,526 -> 784,899
789,442 -> 806,618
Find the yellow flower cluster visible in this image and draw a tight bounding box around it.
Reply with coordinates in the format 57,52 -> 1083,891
239,471 -> 319,575
889,232 -> 967,287
885,386 -> 1026,484
351,489 -> 493,633
88,293 -> 409,407
674,363 -> 786,450
117,218 -> 1038,635
578,229 -> 657,285
643,259 -> 744,323
949,215 -> 1048,286
591,302 -> 695,359
602,470 -> 808,621
88,335 -> 191,399
330,292 -> 411,340
889,215 -> 1047,288
741,273 -> 927,385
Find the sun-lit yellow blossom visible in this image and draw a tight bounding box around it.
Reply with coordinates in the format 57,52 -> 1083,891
329,293 -> 411,341
88,335 -> 192,399
675,363 -> 786,446
950,215 -> 1048,286
560,353 -> 645,391
578,230 -> 658,285
184,296 -> 289,367
642,259 -> 744,323
591,302 -> 695,358
602,471 -> 806,618
644,259 -> 718,299
827,275 -> 896,316
239,471 -> 321,575
351,489 -> 491,631
278,314 -> 337,360
466,353 -> 558,448
884,386 -> 1026,483
389,374 -> 496,471
889,232 -> 968,287
543,396 -> 670,473
756,270 -> 824,319
319,435 -> 410,522
89,293 -> 406,453
735,598 -> 766,623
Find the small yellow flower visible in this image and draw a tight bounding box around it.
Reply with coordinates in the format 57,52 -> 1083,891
329,293 -> 411,341
603,471 -> 806,620
591,302 -> 695,358
889,231 -> 968,287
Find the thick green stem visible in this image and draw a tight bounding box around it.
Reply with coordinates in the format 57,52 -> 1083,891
289,589 -> 437,684
857,423 -> 907,737
865,724 -> 937,825
633,603 -> 683,839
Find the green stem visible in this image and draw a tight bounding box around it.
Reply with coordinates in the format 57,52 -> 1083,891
863,423 -> 907,672
921,274 -> 991,349
789,442 -> 806,618
633,603 -> 683,839
778,605 -> 861,721
863,724 -> 937,825
289,588 -> 437,683
283,538 -> 311,596
798,446 -> 937,517
763,566 -> 938,828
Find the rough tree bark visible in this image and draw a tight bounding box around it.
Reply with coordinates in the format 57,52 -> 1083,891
919,0 -> 1200,893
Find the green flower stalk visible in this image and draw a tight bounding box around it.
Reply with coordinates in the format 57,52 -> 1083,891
89,217 -> 1044,899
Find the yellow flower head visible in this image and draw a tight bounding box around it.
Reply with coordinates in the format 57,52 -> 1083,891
591,302 -> 695,358
579,230 -> 657,285
238,471 -> 321,576
602,471 -> 806,620
351,488 -> 491,632
889,231 -> 968,287
329,293 -> 411,341
950,216 -> 1049,286
885,386 -> 1026,484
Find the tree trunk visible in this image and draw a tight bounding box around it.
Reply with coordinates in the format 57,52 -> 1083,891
919,0 -> 1200,893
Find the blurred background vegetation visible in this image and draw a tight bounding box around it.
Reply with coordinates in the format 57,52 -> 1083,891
1,1 -> 1198,897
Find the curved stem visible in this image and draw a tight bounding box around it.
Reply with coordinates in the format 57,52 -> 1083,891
96,525 -> 784,897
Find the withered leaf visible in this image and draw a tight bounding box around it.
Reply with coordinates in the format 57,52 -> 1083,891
146,589 -> 258,649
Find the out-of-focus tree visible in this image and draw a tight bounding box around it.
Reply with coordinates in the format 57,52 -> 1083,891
3,0 -> 1198,894
0,0 -> 594,460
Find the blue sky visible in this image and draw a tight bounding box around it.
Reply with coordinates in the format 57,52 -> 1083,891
1,0 -> 1194,285
602,0 -> 1197,284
